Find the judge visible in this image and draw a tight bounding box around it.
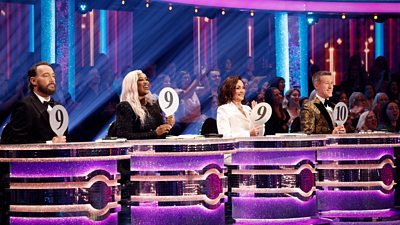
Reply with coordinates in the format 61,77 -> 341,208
300,71 -> 346,134
1,61 -> 67,144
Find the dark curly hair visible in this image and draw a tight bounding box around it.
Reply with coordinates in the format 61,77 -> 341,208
218,76 -> 243,106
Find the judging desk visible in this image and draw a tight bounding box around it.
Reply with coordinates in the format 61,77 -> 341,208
0,133 -> 399,224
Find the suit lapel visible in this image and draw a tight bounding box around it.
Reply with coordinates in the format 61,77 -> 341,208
30,95 -> 51,124
314,99 -> 334,131
230,102 -> 249,121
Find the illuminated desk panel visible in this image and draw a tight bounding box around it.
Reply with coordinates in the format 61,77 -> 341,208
318,134 -> 400,223
128,138 -> 234,225
229,135 -> 326,224
0,142 -> 131,225
1,134 -> 400,224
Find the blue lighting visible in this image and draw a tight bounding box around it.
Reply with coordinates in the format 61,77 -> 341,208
100,10 -> 108,54
41,0 -> 56,63
299,14 -> 308,96
77,1 -> 91,14
375,22 -> 384,58
80,4 -> 86,11
68,0 -> 76,100
29,5 -> 34,53
275,12 -> 290,92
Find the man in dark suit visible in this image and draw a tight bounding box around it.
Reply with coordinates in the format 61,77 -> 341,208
1,61 -> 67,144
301,71 -> 346,134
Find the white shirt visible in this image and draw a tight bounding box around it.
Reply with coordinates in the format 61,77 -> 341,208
34,92 -> 52,112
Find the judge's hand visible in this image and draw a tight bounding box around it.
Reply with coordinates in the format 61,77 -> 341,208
250,125 -> 263,136
251,100 -> 257,109
332,125 -> 346,134
156,124 -> 172,136
166,115 -> 175,127
52,136 -> 67,143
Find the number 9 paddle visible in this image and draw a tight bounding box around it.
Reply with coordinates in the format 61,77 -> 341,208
250,102 -> 272,126
333,102 -> 349,126
159,87 -> 179,116
49,105 -> 69,136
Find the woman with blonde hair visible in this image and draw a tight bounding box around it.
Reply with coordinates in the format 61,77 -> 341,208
110,70 -> 174,139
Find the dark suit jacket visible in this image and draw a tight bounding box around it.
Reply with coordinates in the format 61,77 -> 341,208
300,98 -> 334,134
1,94 -> 67,144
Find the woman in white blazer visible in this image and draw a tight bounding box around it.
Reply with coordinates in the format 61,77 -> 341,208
217,76 -> 264,137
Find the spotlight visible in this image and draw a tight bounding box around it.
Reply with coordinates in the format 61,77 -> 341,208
77,0 -> 91,14
121,0 -> 125,5
250,10 -> 254,17
145,2 -> 149,8
194,7 -> 198,13
341,14 -> 346,20
221,8 -> 225,16
374,14 -> 386,23
306,14 -> 318,25
168,4 -> 173,11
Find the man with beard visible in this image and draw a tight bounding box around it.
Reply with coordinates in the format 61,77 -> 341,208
1,62 -> 67,144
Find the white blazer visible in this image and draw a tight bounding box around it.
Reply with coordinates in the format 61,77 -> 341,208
217,102 -> 264,138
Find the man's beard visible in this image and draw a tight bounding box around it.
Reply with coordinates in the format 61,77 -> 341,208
38,83 -> 56,95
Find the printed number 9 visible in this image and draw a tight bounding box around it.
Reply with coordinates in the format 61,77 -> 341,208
164,91 -> 173,109
256,106 -> 266,121
55,109 -> 64,129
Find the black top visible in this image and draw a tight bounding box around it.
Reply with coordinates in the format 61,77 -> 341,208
264,109 -> 290,135
1,94 -> 66,144
112,101 -> 165,139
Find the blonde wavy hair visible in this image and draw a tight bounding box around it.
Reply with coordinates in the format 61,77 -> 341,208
120,70 -> 153,125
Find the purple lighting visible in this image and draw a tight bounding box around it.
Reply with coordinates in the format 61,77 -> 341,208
317,190 -> 394,211
131,204 -> 225,225
232,151 -> 315,165
10,161 -> 117,177
382,163 -> 394,186
232,196 -> 316,219
157,0 -> 400,13
318,147 -> 393,161
10,213 -> 118,225
131,155 -> 224,171
299,168 -> 314,193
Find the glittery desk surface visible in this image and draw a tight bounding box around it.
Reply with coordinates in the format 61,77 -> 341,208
0,133 -> 398,161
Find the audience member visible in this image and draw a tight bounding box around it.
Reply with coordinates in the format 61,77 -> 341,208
348,92 -> 368,128
283,88 -> 300,133
364,83 -> 376,110
269,77 -> 285,94
377,101 -> 400,132
372,92 -> 389,123
356,111 -> 378,132
264,87 -> 289,134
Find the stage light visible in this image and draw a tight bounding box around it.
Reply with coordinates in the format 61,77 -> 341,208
250,10 -> 254,17
374,15 -> 387,23
306,14 -> 318,25
77,1 -> 91,14
168,4 -> 173,11
194,7 -> 198,13
121,0 -> 125,5
341,14 -> 346,20
221,8 -> 225,16
146,2 -> 149,8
